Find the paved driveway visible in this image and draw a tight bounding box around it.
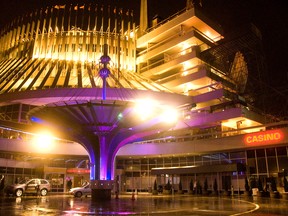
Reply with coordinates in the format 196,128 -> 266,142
0,194 -> 287,215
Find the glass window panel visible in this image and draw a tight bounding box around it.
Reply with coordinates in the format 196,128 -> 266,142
117,159 -> 124,165
267,157 -> 278,173
257,158 -> 267,173
179,157 -> 187,163
187,156 -> 194,164
126,159 -> 133,164
220,153 -> 230,164
247,150 -> 255,158
276,147 -> 287,156
220,159 -> 230,164
26,168 -> 34,175
231,159 -> 246,164
133,172 -> 140,177
220,153 -> 229,163
116,164 -> 124,169
278,156 -> 288,171
15,168 -> 23,174
171,157 -> 179,165
141,158 -> 149,164
148,158 -> 156,164
133,159 -> 140,164
180,162 -> 187,166
155,158 -> 163,165
247,158 -> 256,173
164,157 -> 172,164
195,156 -> 202,163
202,155 -> 211,165
256,149 -> 265,157
210,154 -> 220,161
230,151 -> 246,159
266,148 -> 276,157
6,167 -> 15,174
131,165 -> 141,170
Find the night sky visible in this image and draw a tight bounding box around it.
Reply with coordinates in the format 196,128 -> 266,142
0,0 -> 287,118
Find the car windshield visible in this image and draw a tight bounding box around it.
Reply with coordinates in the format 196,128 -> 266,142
82,181 -> 89,187
18,179 -> 29,184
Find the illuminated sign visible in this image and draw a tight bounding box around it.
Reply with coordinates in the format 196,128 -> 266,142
244,129 -> 284,145
66,168 -> 90,174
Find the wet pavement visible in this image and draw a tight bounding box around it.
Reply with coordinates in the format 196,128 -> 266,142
0,193 -> 288,215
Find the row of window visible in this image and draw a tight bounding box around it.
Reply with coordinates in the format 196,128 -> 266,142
116,146 -> 288,176
36,43 -> 135,57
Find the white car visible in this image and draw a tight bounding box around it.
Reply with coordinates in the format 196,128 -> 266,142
5,178 -> 51,197
69,181 -> 91,198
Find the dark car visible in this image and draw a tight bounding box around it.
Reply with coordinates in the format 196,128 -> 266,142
5,178 -> 51,197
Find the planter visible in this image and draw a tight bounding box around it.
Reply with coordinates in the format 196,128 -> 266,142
252,188 -> 258,196
202,190 -> 209,196
281,192 -> 288,200
270,191 -> 280,198
244,191 -> 251,196
152,190 -> 158,195
223,190 -> 230,196
163,189 -> 171,195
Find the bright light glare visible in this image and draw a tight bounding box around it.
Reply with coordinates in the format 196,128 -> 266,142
134,100 -> 157,120
160,108 -> 178,123
32,132 -> 55,151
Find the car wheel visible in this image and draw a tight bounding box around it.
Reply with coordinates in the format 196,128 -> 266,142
40,189 -> 48,196
15,189 -> 23,197
75,191 -> 82,198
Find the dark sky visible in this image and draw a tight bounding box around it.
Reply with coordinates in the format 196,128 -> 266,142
0,0 -> 287,117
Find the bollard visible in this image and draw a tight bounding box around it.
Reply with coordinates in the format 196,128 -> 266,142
131,191 -> 135,201
115,191 -> 119,199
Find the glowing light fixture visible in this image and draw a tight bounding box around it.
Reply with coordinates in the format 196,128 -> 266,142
134,99 -> 156,120
159,107 -> 178,123
32,131 -> 55,151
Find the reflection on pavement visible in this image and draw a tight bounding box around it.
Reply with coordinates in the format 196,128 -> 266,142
0,194 -> 287,215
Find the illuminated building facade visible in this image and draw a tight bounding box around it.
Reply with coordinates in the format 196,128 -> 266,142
0,1 -> 287,196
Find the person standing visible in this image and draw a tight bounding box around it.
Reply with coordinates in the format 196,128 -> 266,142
0,175 -> 5,195
35,182 -> 40,197
67,179 -> 72,192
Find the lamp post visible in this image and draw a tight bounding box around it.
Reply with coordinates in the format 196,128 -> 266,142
99,44 -> 111,100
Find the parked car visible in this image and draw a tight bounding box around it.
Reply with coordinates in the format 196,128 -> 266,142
5,178 -> 51,197
69,181 -> 91,198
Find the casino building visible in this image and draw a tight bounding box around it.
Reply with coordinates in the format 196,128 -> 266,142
0,0 -> 287,195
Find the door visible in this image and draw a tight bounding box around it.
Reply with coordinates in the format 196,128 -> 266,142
25,179 -> 38,194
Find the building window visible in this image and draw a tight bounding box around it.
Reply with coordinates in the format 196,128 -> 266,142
276,146 -> 287,156
247,150 -> 255,158
278,156 -> 288,171
266,148 -> 276,157
256,149 -> 265,157
72,44 -> 76,52
92,44 -> 96,52
65,44 -> 69,52
257,158 -> 267,174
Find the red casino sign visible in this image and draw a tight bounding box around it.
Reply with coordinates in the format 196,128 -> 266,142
244,129 -> 284,145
